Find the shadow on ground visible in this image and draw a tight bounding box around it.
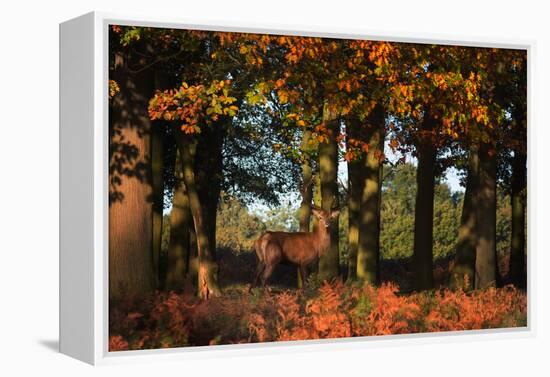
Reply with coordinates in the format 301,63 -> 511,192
217,247 -> 299,290
38,339 -> 59,353
215,247 -> 486,294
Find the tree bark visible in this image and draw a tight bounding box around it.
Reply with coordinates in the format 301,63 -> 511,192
188,224 -> 199,285
151,120 -> 164,288
298,131 -> 314,232
318,101 -> 340,281
508,63 -> 527,290
195,125 -> 225,260
165,151 -> 192,291
412,111 -> 436,291
308,173 -> 322,280
109,51 -> 155,300
151,69 -> 173,288
356,105 -> 385,284
346,118 -> 364,281
297,130 -> 313,287
474,142 -> 498,289
449,145 -> 479,290
174,129 -> 221,298
509,151 -> 527,289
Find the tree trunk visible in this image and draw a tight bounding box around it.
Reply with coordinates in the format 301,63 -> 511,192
195,125 -> 225,260
188,224 -> 199,285
313,174 -> 322,210
509,151 -> 527,289
346,118 -> 364,281
151,69 -> 173,288
475,142 -> 498,289
356,105 -> 385,284
308,173 -> 322,279
412,111 -> 436,291
298,131 -> 314,232
508,72 -> 527,290
151,121 -> 164,288
109,51 -> 155,300
297,130 -> 313,287
449,145 -> 479,290
318,101 -> 340,281
174,129 -> 221,298
165,151 -> 192,291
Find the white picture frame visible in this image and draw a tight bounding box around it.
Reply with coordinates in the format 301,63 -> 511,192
59,11 -> 535,365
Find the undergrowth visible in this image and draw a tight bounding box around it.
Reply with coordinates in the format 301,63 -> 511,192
109,281 -> 526,351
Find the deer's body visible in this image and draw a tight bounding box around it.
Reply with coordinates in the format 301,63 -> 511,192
252,207 -> 339,288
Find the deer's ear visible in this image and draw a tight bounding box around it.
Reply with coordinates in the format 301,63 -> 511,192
330,210 -> 340,219
312,208 -> 321,218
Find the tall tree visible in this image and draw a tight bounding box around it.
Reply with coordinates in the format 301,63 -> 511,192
297,130 -> 314,286
509,148 -> 527,288
297,131 -> 314,233
110,26 -> 212,297
151,69 -> 176,287
317,102 -> 341,280
149,79 -> 238,297
346,119 -> 363,281
356,105 -> 385,283
474,142 -> 498,288
450,145 -> 479,289
446,47 -> 526,289
109,37 -> 156,299
342,41 -> 401,284
151,114 -> 164,287
387,44 -> 496,290
508,53 -> 528,289
195,124 -> 226,260
412,108 -> 437,290
177,134 -> 221,298
165,151 -> 192,291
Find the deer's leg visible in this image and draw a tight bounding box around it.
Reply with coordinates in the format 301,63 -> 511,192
261,264 -> 275,287
252,262 -> 265,289
299,265 -> 307,289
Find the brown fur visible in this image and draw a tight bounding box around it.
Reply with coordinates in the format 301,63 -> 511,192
251,207 -> 339,288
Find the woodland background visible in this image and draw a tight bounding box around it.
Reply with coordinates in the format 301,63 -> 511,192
108,26 -> 527,350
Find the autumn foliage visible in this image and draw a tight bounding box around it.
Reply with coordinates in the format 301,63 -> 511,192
109,281 -> 526,351
148,80 -> 238,134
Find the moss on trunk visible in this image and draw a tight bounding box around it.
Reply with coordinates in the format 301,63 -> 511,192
165,151 -> 192,291
450,145 -> 479,290
174,129 -> 221,298
317,102 -> 340,281
356,106 -> 385,284
297,130 -> 314,287
346,117 -> 364,281
474,142 -> 497,289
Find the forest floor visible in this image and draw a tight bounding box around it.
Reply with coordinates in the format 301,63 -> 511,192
109,249 -> 526,351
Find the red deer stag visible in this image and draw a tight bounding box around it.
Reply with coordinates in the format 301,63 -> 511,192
251,206 -> 340,289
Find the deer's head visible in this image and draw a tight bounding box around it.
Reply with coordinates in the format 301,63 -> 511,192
312,206 -> 340,229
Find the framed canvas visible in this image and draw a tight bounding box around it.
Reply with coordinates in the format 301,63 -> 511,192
59,11 -> 533,365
